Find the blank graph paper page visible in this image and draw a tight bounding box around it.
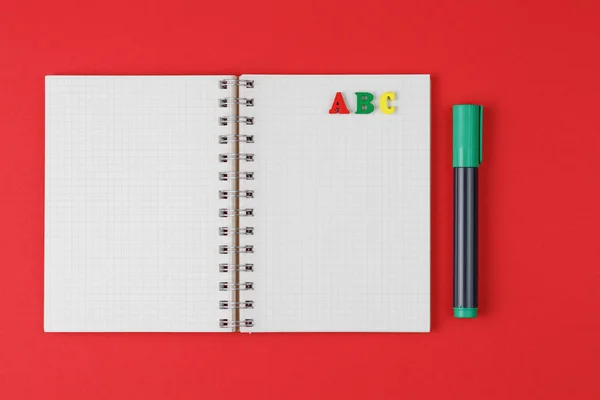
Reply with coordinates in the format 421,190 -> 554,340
44,76 -> 232,332
239,75 -> 430,332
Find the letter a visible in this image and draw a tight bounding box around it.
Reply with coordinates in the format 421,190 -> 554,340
328,92 -> 350,114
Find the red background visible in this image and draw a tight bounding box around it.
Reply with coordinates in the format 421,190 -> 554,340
1,0 -> 600,398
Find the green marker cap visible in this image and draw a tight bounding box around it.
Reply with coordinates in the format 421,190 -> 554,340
453,105 -> 483,168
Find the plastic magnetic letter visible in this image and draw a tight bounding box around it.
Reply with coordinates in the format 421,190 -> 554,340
355,92 -> 374,114
328,92 -> 350,114
380,92 -> 395,114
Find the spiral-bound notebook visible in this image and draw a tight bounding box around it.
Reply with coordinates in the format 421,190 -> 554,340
44,75 -> 430,332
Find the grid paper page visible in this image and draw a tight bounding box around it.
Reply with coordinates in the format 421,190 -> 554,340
239,75 -> 430,332
45,76 -> 234,332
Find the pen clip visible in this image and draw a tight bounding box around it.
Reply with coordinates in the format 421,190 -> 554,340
479,106 -> 483,164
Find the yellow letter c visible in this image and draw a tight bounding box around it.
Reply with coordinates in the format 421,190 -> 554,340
380,92 -> 395,114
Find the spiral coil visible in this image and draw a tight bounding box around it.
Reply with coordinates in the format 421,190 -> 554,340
219,134 -> 254,144
219,79 -> 254,89
218,190 -> 254,200
219,97 -> 254,107
219,244 -> 254,254
219,263 -> 254,272
219,78 -> 255,329
219,227 -> 254,236
219,282 -> 254,291
219,153 -> 254,163
219,319 -> 254,328
219,171 -> 254,181
219,116 -> 254,126
219,300 -> 254,310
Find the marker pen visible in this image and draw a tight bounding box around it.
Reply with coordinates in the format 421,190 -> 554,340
453,104 -> 483,318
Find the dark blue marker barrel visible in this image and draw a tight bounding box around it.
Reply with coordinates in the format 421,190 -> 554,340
453,168 -> 478,317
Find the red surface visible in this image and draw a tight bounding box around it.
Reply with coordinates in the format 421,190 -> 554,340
1,0 -> 600,398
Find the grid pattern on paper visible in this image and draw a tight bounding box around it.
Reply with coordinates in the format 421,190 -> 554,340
239,75 -> 430,332
44,76 -> 233,332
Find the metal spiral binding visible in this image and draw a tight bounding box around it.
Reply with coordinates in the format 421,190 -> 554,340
219,319 -> 254,328
219,227 -> 254,236
219,98 -> 254,107
219,208 -> 254,217
219,116 -> 254,126
219,78 -> 255,329
219,153 -> 254,162
219,171 -> 254,181
219,282 -> 254,291
219,79 -> 254,89
219,300 -> 254,310
219,263 -> 254,272
219,244 -> 254,254
219,134 -> 254,144
218,189 -> 254,199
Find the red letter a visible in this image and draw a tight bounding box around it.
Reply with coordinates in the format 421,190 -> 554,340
328,92 -> 350,114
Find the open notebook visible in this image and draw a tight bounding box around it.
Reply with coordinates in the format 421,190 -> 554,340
44,75 -> 430,332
